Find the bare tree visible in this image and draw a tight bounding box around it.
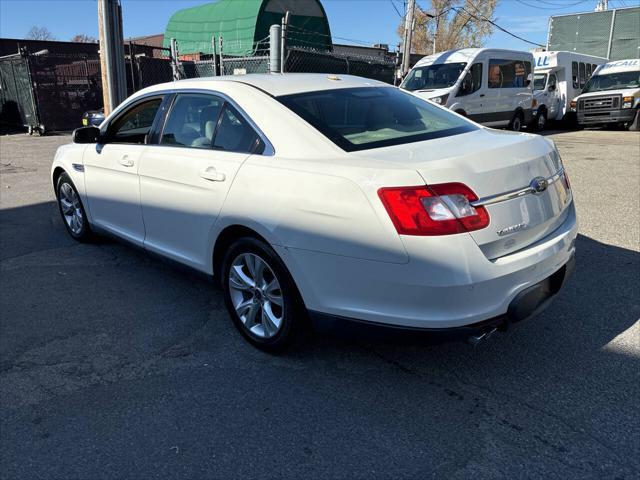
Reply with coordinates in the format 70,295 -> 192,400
26,26 -> 55,41
397,0 -> 497,55
71,34 -> 98,43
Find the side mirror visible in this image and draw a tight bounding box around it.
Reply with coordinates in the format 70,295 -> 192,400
72,126 -> 101,144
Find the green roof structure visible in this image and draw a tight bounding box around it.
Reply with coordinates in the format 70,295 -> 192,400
164,0 -> 332,56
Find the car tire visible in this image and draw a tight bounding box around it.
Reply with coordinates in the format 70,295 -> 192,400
508,111 -> 524,132
221,237 -> 307,352
56,172 -> 93,242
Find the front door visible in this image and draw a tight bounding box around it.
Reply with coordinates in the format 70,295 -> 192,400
83,96 -> 164,245
139,93 -> 265,272
457,62 -> 485,119
547,73 -> 561,119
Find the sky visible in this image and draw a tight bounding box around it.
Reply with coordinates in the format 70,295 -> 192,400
0,0 -> 637,51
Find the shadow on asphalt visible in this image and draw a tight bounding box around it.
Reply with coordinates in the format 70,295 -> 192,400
2,199 -> 637,357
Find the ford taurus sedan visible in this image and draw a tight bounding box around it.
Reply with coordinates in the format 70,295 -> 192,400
52,74 -> 576,351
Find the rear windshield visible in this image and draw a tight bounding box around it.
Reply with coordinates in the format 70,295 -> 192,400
277,87 -> 476,152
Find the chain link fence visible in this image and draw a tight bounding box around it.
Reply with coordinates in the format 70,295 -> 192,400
1,23 -> 398,132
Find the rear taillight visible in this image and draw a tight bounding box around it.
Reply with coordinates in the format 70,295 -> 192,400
378,183 -> 489,236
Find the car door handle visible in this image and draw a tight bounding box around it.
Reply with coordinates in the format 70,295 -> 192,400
119,155 -> 134,167
479,94 -> 485,97
200,167 -> 226,182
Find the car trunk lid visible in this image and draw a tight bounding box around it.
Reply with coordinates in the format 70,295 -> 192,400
352,129 -> 572,259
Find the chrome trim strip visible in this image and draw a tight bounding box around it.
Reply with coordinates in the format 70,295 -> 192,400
103,87 -> 276,156
471,168 -> 565,207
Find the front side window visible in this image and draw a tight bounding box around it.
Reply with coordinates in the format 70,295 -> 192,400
533,73 -> 547,91
548,74 -> 557,90
161,94 -> 223,148
108,98 -> 162,144
278,87 -> 477,152
458,63 -> 483,96
488,59 -> 531,88
401,62 -> 467,91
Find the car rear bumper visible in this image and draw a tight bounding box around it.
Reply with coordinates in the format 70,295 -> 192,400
578,108 -> 636,125
310,253 -> 575,340
277,201 -> 577,330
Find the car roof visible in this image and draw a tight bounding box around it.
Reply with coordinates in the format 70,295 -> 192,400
140,73 -> 390,98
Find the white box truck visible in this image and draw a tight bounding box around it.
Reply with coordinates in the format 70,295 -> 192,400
400,48 -> 535,131
571,59 -> 640,130
531,51 -> 607,130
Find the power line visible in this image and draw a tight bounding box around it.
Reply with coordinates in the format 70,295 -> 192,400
453,5 -> 545,47
390,0 -> 403,18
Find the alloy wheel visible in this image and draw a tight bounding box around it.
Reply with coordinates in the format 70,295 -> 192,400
228,253 -> 284,339
59,182 -> 84,235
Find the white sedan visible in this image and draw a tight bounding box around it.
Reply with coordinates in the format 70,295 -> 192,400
52,74 -> 576,350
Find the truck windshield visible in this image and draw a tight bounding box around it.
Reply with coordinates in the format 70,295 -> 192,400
533,73 -> 547,90
277,87 -> 477,152
582,71 -> 640,93
401,62 -> 467,91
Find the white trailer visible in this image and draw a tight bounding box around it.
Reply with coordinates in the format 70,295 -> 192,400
531,51 -> 607,129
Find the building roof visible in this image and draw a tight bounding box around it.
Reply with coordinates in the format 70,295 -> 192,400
164,0 -> 332,56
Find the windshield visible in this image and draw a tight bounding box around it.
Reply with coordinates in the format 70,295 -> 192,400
401,62 -> 467,91
582,71 -> 640,93
533,73 -> 547,91
277,87 -> 476,152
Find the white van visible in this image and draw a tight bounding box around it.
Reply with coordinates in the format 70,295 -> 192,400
531,51 -> 607,130
400,48 -> 535,131
571,59 -> 640,130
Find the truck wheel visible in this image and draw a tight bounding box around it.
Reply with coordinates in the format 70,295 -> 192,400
508,111 -> 524,132
628,109 -> 640,131
532,108 -> 547,131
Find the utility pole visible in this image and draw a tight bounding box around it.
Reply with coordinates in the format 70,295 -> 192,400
401,0 -> 416,76
98,0 -> 127,116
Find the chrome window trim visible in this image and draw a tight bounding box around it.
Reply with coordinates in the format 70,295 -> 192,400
104,88 -> 275,156
471,168 -> 567,207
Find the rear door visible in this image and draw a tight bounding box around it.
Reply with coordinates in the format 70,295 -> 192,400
138,92 -> 268,271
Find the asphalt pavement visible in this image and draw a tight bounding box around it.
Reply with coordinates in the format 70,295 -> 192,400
0,128 -> 638,479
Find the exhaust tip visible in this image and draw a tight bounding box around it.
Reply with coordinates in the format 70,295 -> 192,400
467,327 -> 498,347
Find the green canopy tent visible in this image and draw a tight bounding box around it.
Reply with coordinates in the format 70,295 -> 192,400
164,0 -> 333,57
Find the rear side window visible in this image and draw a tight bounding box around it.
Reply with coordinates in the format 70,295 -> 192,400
277,87 -> 476,152
572,61 -> 579,88
109,98 -> 162,144
488,59 -> 531,88
579,62 -> 586,88
213,104 -> 264,154
161,94 -> 223,149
